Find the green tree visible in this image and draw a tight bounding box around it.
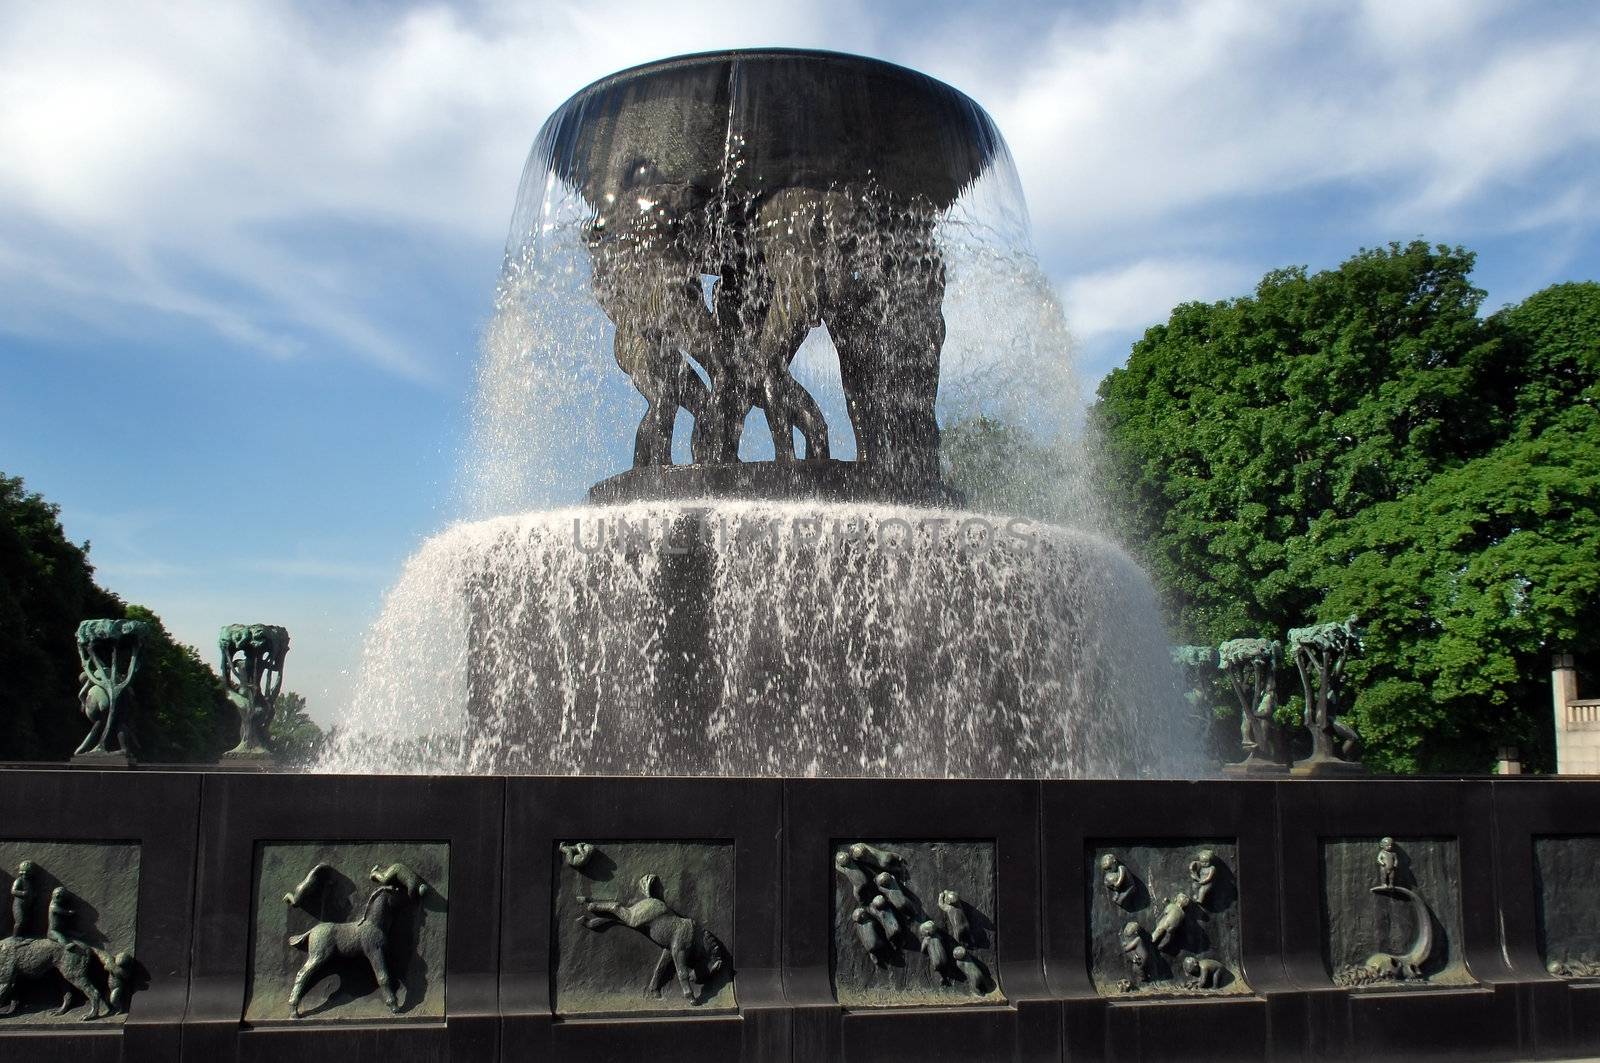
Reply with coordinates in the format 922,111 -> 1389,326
940,415 -> 1093,524
1309,426 -> 1600,771
269,691 -> 326,765
125,605 -> 232,762
0,473 -> 232,762
1092,244 -> 1600,772
0,474 -> 121,759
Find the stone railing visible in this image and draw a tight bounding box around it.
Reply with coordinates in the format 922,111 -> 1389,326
1569,699 -> 1600,727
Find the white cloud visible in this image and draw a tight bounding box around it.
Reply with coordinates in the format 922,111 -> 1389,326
2,0 -> 1597,377
0,0 -> 869,374
958,0 -> 1600,251
1061,256 -> 1250,339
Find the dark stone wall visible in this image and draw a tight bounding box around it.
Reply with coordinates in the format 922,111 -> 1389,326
1534,835 -> 1600,975
7,770 -> 1600,1061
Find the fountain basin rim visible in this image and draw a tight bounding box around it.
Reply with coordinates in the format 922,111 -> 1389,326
558,47 -> 988,111
287,770 -> 1207,783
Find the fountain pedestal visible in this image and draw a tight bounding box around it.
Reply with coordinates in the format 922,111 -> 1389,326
588,459 -> 961,507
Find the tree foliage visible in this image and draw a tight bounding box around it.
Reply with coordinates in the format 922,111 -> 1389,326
0,474 -> 121,759
0,473 -> 233,762
940,413 -> 1103,529
1092,242 -> 1599,772
942,415 -> 1065,516
270,690 -> 326,765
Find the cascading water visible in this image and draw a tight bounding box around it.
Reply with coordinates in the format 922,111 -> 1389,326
317,49 -> 1195,778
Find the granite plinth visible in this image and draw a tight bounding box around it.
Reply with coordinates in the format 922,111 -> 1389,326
0,770 -> 1598,1061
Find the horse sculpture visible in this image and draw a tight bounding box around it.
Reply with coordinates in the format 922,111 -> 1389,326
577,873 -> 731,1004
288,883 -> 407,1018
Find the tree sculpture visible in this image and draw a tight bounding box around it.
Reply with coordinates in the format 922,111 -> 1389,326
1288,618 -> 1363,773
72,618 -> 150,759
1171,644 -> 1218,753
1217,638 -> 1286,772
220,624 -> 290,759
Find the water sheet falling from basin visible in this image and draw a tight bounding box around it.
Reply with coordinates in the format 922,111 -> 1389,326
323,502 -> 1187,777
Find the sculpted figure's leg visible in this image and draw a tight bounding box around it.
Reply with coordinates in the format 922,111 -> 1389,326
691,338 -> 743,465
97,694 -> 123,753
61,959 -> 104,1019
579,898 -> 629,932
613,327 -> 669,468
674,358 -> 710,459
635,341 -> 680,468
289,952 -> 326,1017
827,303 -> 884,465
754,303 -> 830,462
648,949 -> 674,997
761,371 -> 796,460
74,716 -> 105,757
785,375 -> 830,460
701,273 -> 757,464
880,261 -> 946,486
671,941 -> 696,1001
364,939 -> 397,1011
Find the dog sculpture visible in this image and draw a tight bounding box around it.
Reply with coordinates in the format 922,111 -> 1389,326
0,936 -> 110,1019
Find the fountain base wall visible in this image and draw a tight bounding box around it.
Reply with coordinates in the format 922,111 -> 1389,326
1,767 -> 1597,1062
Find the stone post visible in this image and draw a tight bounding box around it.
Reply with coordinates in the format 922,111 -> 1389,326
1550,654 -> 1600,774
1495,746 -> 1522,775
1553,653 -> 1583,773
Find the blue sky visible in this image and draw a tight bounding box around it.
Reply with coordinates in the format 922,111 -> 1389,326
3,0 -> 1598,722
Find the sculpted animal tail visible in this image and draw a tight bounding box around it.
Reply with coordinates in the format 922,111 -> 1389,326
701,928 -> 731,975
1365,884 -> 1434,976
1398,886 -> 1433,971
289,930 -> 311,951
